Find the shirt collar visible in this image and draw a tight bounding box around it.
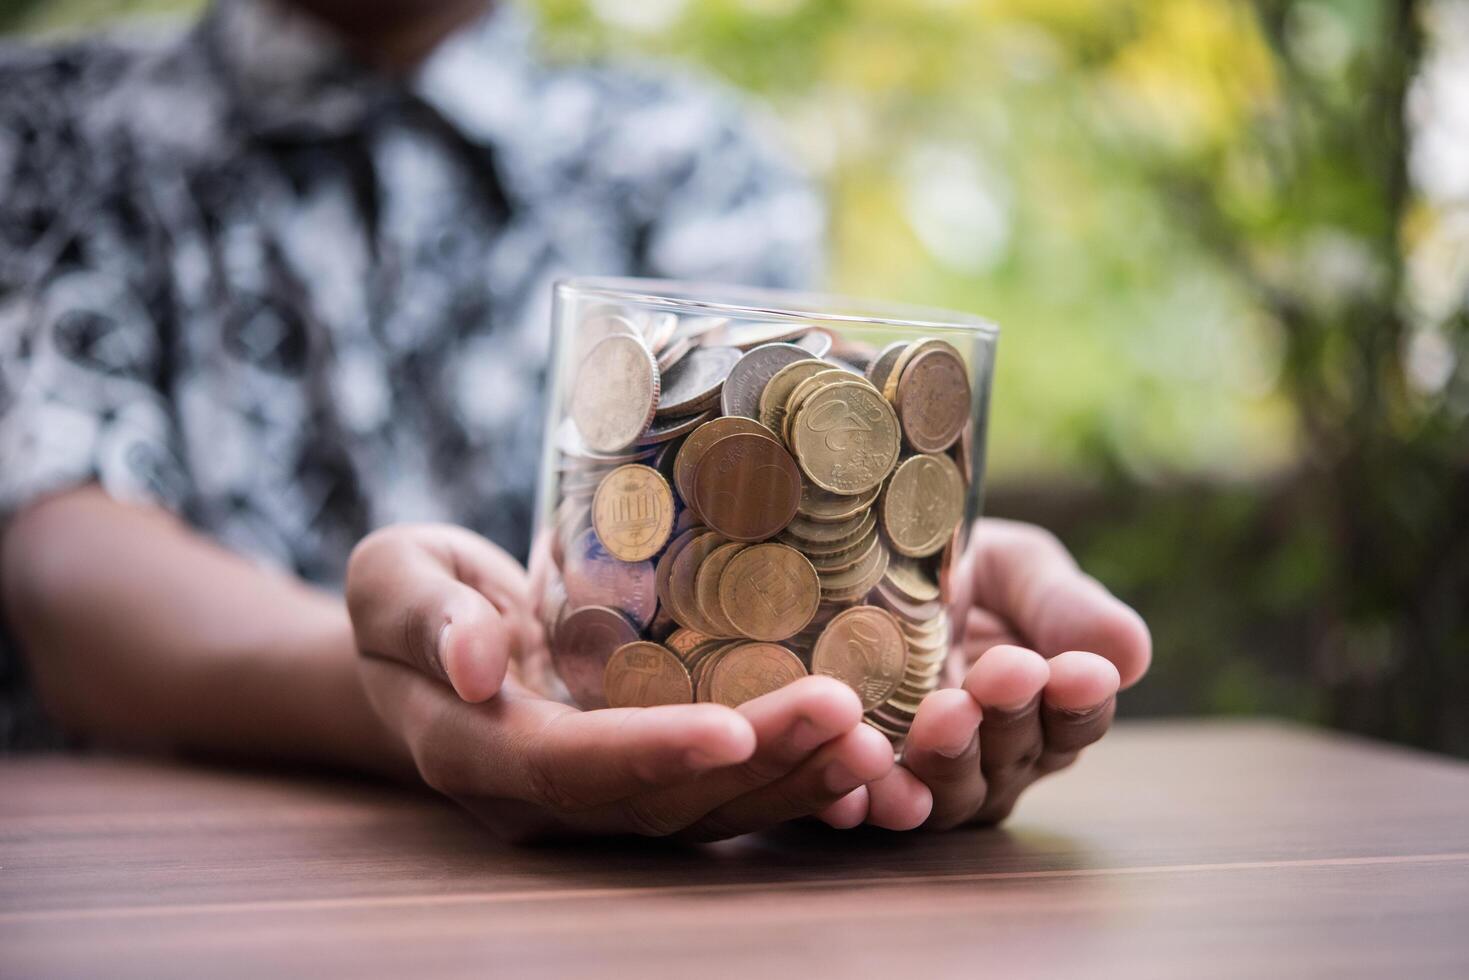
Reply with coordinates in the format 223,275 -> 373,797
198,0 -> 534,144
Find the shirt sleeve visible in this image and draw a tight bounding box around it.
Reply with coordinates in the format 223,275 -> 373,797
605,71 -> 827,290
0,46 -> 191,521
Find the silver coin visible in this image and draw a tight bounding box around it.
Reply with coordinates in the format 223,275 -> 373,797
795,330 -> 834,358
656,345 -> 741,417
720,343 -> 819,418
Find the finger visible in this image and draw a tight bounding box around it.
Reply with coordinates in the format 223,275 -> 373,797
621,676 -> 864,836
959,519 -> 1152,687
363,658 -> 758,809
964,645 -> 1047,823
1037,650 -> 1118,773
438,527 -> 545,656
900,688 -> 989,831
817,786 -> 871,829
347,530 -> 518,701
863,763 -> 933,831
685,722 -> 894,840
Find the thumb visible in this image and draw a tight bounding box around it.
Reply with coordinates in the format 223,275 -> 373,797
346,526 -> 526,702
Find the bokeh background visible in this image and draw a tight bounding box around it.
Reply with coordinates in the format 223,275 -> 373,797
6,0 -> 1466,755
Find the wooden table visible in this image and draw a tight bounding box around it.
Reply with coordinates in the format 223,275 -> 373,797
2,720 -> 1466,978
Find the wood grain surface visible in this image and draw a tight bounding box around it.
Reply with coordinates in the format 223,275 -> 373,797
2,720 -> 1467,978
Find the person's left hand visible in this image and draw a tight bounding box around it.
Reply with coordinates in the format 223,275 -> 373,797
826,519 -> 1151,831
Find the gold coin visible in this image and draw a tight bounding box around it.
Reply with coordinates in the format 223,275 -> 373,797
780,368 -> 851,446
694,541 -> 747,638
591,464 -> 675,562
885,555 -> 941,604
604,641 -> 693,707
811,606 -> 908,710
782,509 -> 874,548
707,642 -> 808,707
789,380 -> 901,495
881,453 -> 966,558
820,535 -> 890,602
758,360 -> 833,436
807,526 -> 879,574
797,480 -> 881,523
570,334 -> 660,454
717,543 -> 821,642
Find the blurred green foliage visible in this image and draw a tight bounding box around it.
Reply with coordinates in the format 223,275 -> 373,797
7,0 -> 1467,752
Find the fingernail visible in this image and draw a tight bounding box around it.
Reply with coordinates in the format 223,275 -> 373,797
990,692 -> 1042,717
684,748 -> 731,770
789,718 -> 827,754
823,761 -> 862,793
934,731 -> 977,760
432,623 -> 453,681
1053,700 -> 1110,721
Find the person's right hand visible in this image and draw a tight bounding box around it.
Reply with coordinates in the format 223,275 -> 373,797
344,524 -> 910,842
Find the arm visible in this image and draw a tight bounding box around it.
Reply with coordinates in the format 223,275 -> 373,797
1,485 -> 413,778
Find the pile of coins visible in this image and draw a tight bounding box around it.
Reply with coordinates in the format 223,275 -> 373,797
541,304 -> 974,745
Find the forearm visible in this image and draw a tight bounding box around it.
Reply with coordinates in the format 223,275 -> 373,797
1,486 -> 413,779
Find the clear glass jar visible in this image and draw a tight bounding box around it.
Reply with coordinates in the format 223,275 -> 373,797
528,277 -> 997,745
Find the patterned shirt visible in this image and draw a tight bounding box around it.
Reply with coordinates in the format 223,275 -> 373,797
0,0 -> 824,745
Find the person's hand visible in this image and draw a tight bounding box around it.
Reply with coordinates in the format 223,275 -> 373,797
345,524 -> 897,842
853,519 -> 1152,830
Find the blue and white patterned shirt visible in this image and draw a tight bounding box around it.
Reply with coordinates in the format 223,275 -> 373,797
0,0 -> 824,744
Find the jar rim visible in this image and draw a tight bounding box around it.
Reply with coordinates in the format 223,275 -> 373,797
556,277 -> 999,339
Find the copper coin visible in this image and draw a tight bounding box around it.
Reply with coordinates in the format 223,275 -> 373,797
694,541 -> 747,638
668,530 -> 730,635
717,542 -> 821,642
552,605 -> 639,709
757,359 -> 833,436
881,453 -> 966,558
691,432 -> 802,542
789,380 -> 901,495
604,641 -> 694,707
570,334 -> 660,454
592,464 -> 675,562
655,526 -> 705,616
673,416 -> 774,505
563,528 -> 657,628
811,605 -> 908,710
894,342 -> 970,453
721,343 -> 818,419
656,345 -> 741,417
665,627 -> 715,663
706,642 -> 808,707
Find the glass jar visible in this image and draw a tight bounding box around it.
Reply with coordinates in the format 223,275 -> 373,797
527,277 -> 997,745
